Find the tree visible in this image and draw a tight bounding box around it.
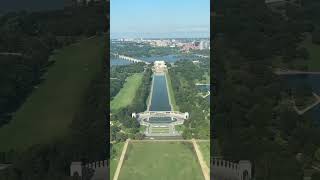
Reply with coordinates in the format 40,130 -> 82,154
312,30 -> 320,45
312,172 -> 320,180
134,133 -> 145,140
314,148 -> 320,161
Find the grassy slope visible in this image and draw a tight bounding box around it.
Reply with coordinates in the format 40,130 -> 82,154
198,141 -> 210,167
110,142 -> 125,179
166,72 -> 179,111
0,37 -> 104,151
302,35 -> 320,71
119,142 -> 204,180
110,73 -> 143,112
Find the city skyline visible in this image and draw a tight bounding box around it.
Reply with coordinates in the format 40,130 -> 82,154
110,0 -> 210,39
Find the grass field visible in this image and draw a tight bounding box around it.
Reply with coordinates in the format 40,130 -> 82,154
165,72 -> 179,111
197,141 -> 210,167
110,73 -> 143,112
118,142 -> 204,180
0,37 -> 104,151
110,142 -> 125,179
301,34 -> 320,71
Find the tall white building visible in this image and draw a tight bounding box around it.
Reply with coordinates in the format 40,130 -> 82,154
199,41 -> 210,50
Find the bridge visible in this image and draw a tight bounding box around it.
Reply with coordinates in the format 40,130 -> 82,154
196,83 -> 210,86
111,52 -> 150,64
274,69 -> 320,75
194,54 -> 209,58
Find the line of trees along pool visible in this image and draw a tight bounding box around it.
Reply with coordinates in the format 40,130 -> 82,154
110,62 -> 145,99
0,3 -> 108,179
0,40 -> 107,179
168,59 -> 210,139
0,3 -> 107,128
110,65 -> 152,142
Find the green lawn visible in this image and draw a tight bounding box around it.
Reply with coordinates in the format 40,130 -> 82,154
0,37 -> 104,151
301,34 -> 320,71
165,72 -> 179,111
151,127 -> 170,133
119,142 -> 204,180
110,142 -> 125,179
110,73 -> 143,112
197,141 -> 210,167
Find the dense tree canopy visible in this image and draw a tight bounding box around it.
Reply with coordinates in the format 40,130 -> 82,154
213,0 -> 320,179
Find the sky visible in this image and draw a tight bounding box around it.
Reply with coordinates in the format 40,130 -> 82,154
110,0 -> 210,39
0,0 -> 63,12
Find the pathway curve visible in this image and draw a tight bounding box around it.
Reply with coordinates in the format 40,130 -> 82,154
293,92 -> 320,115
192,138 -> 210,180
113,139 -> 130,180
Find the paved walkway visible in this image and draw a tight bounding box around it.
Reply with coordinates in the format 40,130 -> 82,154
130,139 -> 209,142
113,139 -> 130,180
192,139 -> 210,180
164,72 -> 174,110
0,52 -> 31,58
293,92 -> 320,115
274,69 -> 320,75
147,75 -> 154,111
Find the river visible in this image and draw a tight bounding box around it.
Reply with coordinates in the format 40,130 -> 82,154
148,74 -> 173,123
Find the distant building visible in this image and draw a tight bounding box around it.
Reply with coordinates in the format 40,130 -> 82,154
199,41 -> 210,50
192,60 -> 200,64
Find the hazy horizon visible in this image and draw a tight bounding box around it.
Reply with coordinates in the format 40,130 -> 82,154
111,0 -> 210,39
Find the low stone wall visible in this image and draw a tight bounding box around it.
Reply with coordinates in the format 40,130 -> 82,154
84,160 -> 107,169
211,159 -> 252,180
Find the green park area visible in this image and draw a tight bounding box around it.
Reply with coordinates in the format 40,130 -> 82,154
301,34 -> 320,71
0,37 -> 104,151
197,141 -> 210,167
118,142 -> 204,180
110,142 -> 125,179
110,73 -> 143,112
